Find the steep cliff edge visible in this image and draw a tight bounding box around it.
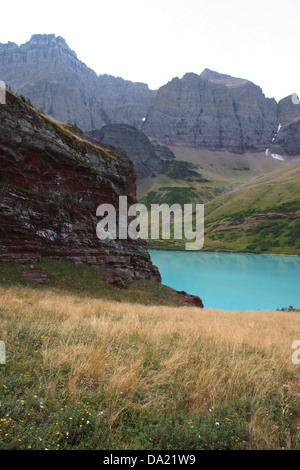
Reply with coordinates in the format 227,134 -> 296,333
0,91 -> 162,287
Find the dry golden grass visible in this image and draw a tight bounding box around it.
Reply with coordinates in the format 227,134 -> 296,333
1,285 -> 299,449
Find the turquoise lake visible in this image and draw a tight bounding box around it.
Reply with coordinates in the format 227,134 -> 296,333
149,250 -> 300,311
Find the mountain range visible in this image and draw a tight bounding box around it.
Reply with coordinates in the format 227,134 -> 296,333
1,34 -> 299,162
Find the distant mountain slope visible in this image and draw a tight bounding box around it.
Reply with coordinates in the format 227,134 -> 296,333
203,161 -> 300,254
146,160 -> 300,254
88,125 -> 202,182
137,146 -> 287,209
277,94 -> 300,125
270,117 -> 300,157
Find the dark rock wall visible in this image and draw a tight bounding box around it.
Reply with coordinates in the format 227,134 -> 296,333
88,125 -> 164,181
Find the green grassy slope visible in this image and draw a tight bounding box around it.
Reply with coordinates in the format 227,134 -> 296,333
137,148 -> 287,207
203,161 -> 300,254
145,159 -> 300,254
0,258 -> 193,307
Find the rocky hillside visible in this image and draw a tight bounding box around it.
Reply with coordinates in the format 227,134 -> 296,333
0,34 -> 156,131
142,70 -> 279,153
0,91 -> 162,287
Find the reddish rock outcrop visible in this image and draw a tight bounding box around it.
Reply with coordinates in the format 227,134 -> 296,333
22,269 -> 50,284
177,291 -> 204,308
165,287 -> 204,308
0,92 -> 161,284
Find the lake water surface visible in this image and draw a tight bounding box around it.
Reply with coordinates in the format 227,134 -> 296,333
149,250 -> 300,310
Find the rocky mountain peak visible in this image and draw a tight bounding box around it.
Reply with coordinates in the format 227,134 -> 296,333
0,41 -> 18,51
22,33 -> 78,57
200,68 -> 250,88
142,70 -> 278,153
0,35 -> 156,131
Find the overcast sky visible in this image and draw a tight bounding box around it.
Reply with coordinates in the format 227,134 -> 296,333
0,0 -> 299,101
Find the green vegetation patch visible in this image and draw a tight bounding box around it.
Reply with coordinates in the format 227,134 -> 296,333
0,258 -> 187,307
140,187 -> 203,209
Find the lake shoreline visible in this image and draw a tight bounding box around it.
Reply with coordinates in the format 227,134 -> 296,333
149,250 -> 300,311
148,248 -> 300,257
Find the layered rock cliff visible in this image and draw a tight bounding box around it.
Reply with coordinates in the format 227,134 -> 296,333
0,34 -> 156,131
142,70 -> 278,153
0,91 -> 161,286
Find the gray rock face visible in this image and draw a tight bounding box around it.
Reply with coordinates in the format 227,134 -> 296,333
270,118 -> 300,157
142,70 -> 278,153
269,95 -> 300,157
0,34 -> 156,131
88,125 -> 164,180
97,75 -> 155,129
88,125 -> 199,181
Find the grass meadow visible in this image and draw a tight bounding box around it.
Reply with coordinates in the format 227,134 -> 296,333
0,285 -> 299,450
